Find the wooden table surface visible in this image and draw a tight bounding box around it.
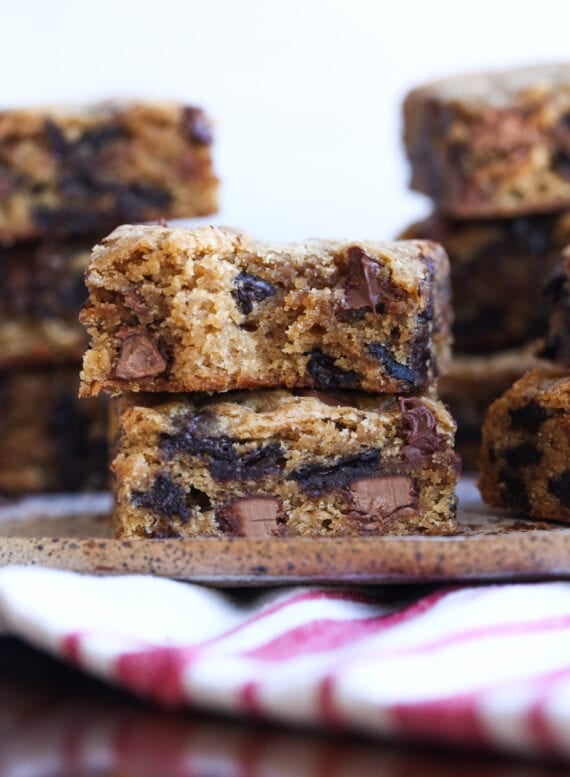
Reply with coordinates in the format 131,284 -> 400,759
0,637 -> 562,775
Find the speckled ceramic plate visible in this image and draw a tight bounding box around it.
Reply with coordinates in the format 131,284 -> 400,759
0,477 -> 569,585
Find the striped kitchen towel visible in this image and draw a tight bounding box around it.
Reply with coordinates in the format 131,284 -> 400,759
1,567 -> 570,759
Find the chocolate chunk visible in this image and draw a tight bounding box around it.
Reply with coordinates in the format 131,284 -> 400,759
400,397 -> 442,453
217,497 -> 280,538
509,401 -> 549,434
548,470 -> 570,508
227,443 -> 285,482
307,349 -> 360,390
114,334 -> 167,380
290,450 -> 380,496
349,475 -> 415,518
182,106 -> 213,145
131,473 -> 188,522
503,442 -> 542,468
160,417 -> 285,482
366,344 -> 417,387
232,271 -> 275,315
344,246 -> 383,313
499,469 -> 531,513
45,120 -> 126,159
293,388 -> 356,407
122,289 -> 151,317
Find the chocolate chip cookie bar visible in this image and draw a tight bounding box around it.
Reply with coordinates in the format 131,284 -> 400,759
440,346 -> 546,470
112,389 -> 460,538
0,369 -> 107,495
479,367 -> 570,521
0,235 -> 97,367
79,225 -> 452,397
400,212 -> 569,353
542,246 -> 570,364
0,102 -> 218,243
404,64 -> 570,217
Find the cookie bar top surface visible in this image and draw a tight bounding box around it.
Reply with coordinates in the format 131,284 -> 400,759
0,101 -> 218,243
407,63 -> 570,109
403,63 -> 570,217
479,366 -> 570,521
79,225 -> 452,397
112,389 -> 459,539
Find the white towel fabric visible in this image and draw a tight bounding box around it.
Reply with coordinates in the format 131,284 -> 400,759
2,567 -> 570,759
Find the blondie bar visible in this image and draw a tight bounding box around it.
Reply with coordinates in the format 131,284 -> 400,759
0,235 -> 97,366
404,64 -> 570,217
479,367 -> 570,521
400,213 -> 568,353
440,346 -> 545,470
0,369 -> 107,495
0,102 -> 218,243
112,389 -> 460,538
79,225 -> 452,397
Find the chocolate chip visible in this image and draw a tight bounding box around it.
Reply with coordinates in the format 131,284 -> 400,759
217,497 -> 281,538
366,344 -> 417,388
159,416 -> 285,482
293,388 -> 356,407
499,469 -> 531,513
290,450 -> 381,496
45,120 -> 126,159
131,473 -> 188,522
349,475 -> 416,518
188,487 -> 212,511
508,401 -> 549,434
182,106 -> 213,145
344,246 -> 383,313
548,470 -> 570,508
307,349 -> 360,390
228,443 -> 286,482
552,150 -> 570,180
232,271 -> 275,315
399,397 -> 442,452
503,442 -> 542,468
122,289 -> 151,317
114,334 -> 167,380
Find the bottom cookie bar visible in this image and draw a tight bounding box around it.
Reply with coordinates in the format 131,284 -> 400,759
440,345 -> 546,470
479,367 -> 570,521
112,389 -> 460,538
0,369 -> 108,495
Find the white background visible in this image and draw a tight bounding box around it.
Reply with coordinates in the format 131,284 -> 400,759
3,0 -> 570,240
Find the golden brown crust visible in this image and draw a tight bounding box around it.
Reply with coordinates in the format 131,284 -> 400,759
79,225 -> 452,397
111,389 -> 459,538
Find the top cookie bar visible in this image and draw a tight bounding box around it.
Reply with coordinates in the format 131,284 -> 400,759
79,225 -> 451,397
404,64 -> 570,217
0,101 -> 218,243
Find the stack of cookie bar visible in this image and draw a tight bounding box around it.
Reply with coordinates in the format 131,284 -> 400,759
399,64 -> 570,467
79,224 -> 461,538
0,102 -> 218,496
